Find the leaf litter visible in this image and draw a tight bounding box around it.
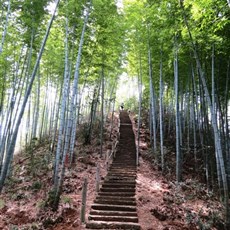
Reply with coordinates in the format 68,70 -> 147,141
0,112 -> 225,230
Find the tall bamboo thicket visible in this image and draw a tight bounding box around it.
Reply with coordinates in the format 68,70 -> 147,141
1,0 -> 230,225
123,0 -> 230,225
0,0 -> 125,208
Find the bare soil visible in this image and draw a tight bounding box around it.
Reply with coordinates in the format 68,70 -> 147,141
0,112 -> 225,230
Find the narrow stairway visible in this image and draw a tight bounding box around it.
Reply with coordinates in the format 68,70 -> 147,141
86,111 -> 140,229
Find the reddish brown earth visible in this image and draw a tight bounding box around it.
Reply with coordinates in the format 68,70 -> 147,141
0,111 -> 225,230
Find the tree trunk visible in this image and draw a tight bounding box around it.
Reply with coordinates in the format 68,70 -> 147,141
225,60 -> 230,191
159,52 -> 164,172
100,65 -> 105,158
191,68 -> 197,172
109,98 -> 116,140
136,50 -> 143,167
0,0 -> 10,54
53,16 -> 70,187
174,42 -> 181,182
148,45 -> 157,153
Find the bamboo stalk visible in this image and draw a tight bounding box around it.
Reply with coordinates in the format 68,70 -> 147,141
96,164 -> 100,192
81,178 -> 88,223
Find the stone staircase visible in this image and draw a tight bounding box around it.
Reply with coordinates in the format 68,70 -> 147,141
86,111 -> 140,229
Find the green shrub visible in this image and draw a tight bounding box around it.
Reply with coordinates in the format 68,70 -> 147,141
31,181 -> 42,191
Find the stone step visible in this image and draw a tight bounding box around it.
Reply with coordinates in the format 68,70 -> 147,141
113,155 -> 135,158
109,167 -> 137,171
104,178 -> 136,182
113,158 -> 136,160
113,157 -> 136,159
89,210 -> 138,217
91,204 -> 137,212
107,175 -> 136,178
110,164 -> 136,167
109,166 -> 136,169
109,172 -> 137,176
108,169 -> 136,173
104,180 -> 136,185
86,221 -> 141,229
110,165 -> 136,168
113,156 -> 136,159
112,159 -> 136,161
106,176 -> 136,181
94,199 -> 136,206
102,183 -> 135,188
98,192 -> 135,197
95,196 -> 135,202
110,164 -> 136,166
107,175 -> 137,179
100,187 -> 135,193
107,171 -> 136,175
107,174 -> 137,178
88,215 -> 138,223
117,141 -> 135,144
112,161 -> 136,163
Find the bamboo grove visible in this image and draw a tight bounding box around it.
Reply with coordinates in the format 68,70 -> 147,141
0,0 -> 230,226
124,0 -> 230,225
0,0 -> 125,209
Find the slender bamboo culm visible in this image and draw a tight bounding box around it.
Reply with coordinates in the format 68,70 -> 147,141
81,178 -> 88,223
96,164 -> 100,192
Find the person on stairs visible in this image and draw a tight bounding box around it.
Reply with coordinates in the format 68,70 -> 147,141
120,102 -> 124,110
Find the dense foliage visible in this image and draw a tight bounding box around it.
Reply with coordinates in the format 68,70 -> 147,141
0,0 -> 230,226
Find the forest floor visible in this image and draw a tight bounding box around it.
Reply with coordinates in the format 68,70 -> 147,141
0,112 -> 226,230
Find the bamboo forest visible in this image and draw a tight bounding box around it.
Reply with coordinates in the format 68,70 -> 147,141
0,0 -> 230,229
